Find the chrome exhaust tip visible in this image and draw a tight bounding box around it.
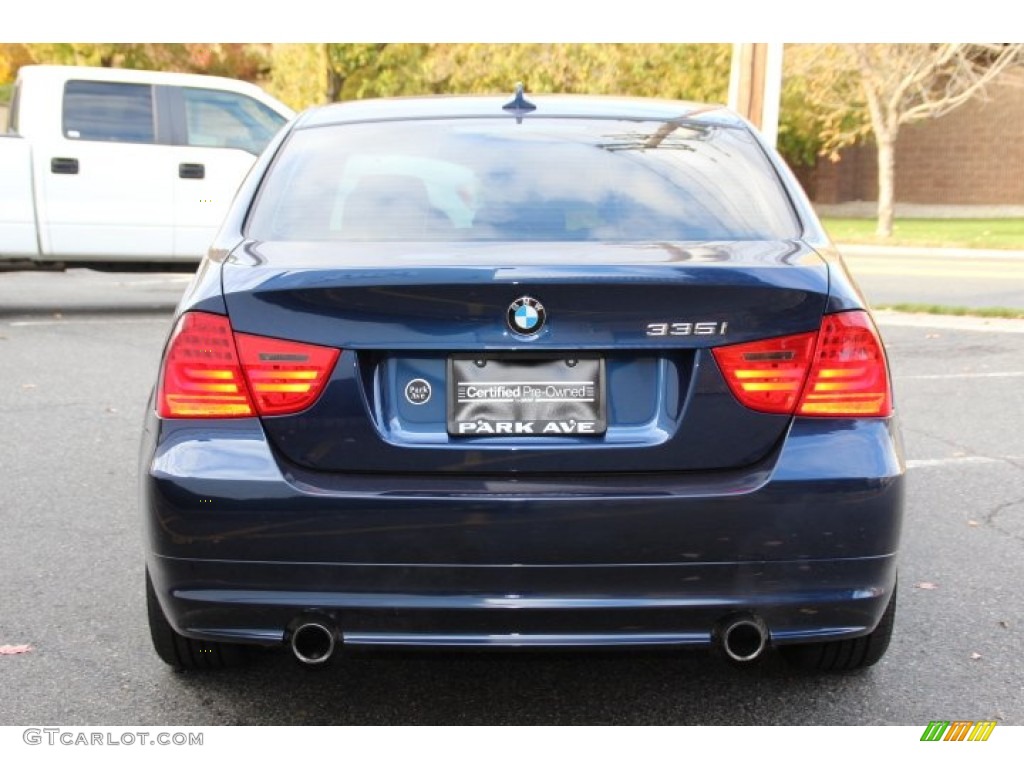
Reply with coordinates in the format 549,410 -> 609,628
717,614 -> 768,663
289,620 -> 338,665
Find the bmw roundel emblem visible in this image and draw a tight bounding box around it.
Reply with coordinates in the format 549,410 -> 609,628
507,296 -> 546,335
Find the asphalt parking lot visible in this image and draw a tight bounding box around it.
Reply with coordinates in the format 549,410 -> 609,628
1,269 -> 1022,725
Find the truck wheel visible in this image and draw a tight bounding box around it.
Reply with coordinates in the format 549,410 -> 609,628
146,570 -> 246,671
781,582 -> 896,673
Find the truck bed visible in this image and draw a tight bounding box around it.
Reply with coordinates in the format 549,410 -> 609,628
0,134 -> 38,259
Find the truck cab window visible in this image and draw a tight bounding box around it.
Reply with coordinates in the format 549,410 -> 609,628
182,87 -> 286,156
62,81 -> 155,143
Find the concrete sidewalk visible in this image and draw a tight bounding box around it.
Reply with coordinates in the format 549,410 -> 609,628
817,202 -> 1024,219
837,243 -> 1024,260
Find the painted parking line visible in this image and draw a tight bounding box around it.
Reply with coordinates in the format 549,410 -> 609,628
110,277 -> 192,286
897,371 -> 1024,380
906,456 -> 1018,469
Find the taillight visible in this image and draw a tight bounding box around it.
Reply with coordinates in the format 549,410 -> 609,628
157,312 -> 339,419
234,332 -> 340,417
797,311 -> 891,417
157,313 -> 255,418
712,331 -> 817,414
712,310 -> 891,418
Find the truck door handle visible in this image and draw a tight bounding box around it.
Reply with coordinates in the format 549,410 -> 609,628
179,163 -> 205,180
51,157 -> 79,174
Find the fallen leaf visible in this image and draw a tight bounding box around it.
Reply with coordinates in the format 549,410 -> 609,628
970,652 -> 982,660
0,644 -> 32,655
999,621 -> 1009,629
105,407 -> 118,414
21,383 -> 37,390
968,520 -> 980,527
914,581 -> 939,590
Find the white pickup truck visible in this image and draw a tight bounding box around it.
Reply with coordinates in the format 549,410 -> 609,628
1,65 -> 294,268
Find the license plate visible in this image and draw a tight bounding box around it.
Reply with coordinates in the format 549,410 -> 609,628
447,356 -> 606,437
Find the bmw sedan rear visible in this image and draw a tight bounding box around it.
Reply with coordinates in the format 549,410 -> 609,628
141,94 -> 903,672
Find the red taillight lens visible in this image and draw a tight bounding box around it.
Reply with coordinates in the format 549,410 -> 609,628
712,331 -> 818,414
234,332 -> 340,417
158,313 -> 255,418
157,312 -> 339,419
712,310 -> 891,418
797,311 -> 892,417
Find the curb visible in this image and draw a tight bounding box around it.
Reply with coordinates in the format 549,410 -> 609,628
0,303 -> 177,319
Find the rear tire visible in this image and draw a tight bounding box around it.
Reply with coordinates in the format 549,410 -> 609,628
781,582 -> 896,673
146,569 -> 246,671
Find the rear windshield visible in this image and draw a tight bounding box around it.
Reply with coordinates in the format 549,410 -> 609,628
247,117 -> 800,243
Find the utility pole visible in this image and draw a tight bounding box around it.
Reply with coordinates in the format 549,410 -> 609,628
728,43 -> 784,147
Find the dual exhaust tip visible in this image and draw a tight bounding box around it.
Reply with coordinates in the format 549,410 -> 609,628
287,613 -> 769,664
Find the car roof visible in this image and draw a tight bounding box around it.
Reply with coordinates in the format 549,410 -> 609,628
297,93 -> 743,129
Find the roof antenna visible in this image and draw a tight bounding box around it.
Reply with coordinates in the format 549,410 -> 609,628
502,82 -> 536,124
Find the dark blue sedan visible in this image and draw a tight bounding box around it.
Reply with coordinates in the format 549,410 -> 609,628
141,91 -> 903,672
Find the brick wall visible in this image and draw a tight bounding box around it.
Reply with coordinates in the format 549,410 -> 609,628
801,78 -> 1024,206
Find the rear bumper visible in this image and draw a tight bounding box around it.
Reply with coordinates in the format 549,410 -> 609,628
141,415 -> 904,649
151,557 -> 897,649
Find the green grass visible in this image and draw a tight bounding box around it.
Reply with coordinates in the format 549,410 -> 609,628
876,303 -> 1024,319
821,218 -> 1024,250
0,82 -> 11,104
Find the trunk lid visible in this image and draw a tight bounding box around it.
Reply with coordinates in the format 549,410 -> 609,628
221,239 -> 828,474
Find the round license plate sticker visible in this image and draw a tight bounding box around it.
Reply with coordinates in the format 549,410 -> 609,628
405,378 -> 432,405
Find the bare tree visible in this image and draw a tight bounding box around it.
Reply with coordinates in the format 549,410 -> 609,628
785,44 -> 1024,237
852,44 -> 1024,236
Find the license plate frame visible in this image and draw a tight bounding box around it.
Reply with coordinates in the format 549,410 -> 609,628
447,354 -> 606,437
